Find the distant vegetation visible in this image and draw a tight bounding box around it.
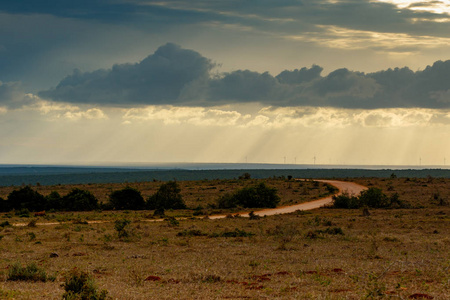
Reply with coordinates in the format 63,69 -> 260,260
0,181 -> 186,213
107,187 -> 145,210
0,187 -> 100,212
331,187 -> 409,209
1,167 -> 449,186
0,180 -> 285,213
146,181 -> 186,210
216,182 -> 280,209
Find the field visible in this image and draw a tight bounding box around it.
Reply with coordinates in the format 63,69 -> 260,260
0,178 -> 449,299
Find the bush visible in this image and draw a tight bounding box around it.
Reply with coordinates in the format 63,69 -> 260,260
359,188 -> 390,208
62,268 -> 109,300
147,181 -> 186,210
216,192 -> 238,209
7,262 -> 53,282
114,219 -> 131,239
332,188 -> 408,209
46,191 -> 63,210
217,182 -> 280,209
6,186 -> 46,212
332,192 -> 359,209
108,187 -> 145,210
62,189 -> 99,211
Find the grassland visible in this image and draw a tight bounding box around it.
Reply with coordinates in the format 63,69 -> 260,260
0,178 -> 449,299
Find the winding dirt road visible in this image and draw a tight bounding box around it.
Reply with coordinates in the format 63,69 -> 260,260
13,179 -> 366,226
209,179 -> 367,219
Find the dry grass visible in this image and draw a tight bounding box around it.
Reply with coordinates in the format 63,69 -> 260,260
0,178 -> 449,299
0,178 -> 330,209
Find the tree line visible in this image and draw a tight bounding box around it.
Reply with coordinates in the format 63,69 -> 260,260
0,181 -> 281,213
0,181 -> 185,213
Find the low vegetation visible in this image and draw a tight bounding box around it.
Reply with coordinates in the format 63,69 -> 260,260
62,268 -> 109,300
216,182 -> 280,209
0,177 -> 448,299
332,187 -> 409,209
7,262 -> 54,282
146,181 -> 186,210
107,187 -> 145,210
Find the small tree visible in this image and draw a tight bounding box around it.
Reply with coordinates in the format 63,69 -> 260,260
108,187 -> 145,210
6,186 -> 46,212
217,182 -> 280,208
62,189 -> 99,211
359,188 -> 390,208
46,191 -> 63,210
147,181 -> 186,210
332,192 -> 359,209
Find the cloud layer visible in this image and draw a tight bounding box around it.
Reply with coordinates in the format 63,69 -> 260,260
40,44 -> 450,109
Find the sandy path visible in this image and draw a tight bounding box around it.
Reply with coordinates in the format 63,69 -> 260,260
209,179 -> 367,219
13,179 -> 366,226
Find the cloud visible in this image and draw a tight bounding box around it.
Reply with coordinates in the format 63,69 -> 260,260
120,105 -> 450,129
61,108 -> 107,121
123,106 -> 247,126
39,44 -> 450,109
0,80 -> 108,121
0,81 -> 37,109
40,43 -> 214,106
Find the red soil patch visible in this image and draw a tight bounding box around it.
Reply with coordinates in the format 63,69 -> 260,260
275,271 -> 291,276
145,275 -> 162,281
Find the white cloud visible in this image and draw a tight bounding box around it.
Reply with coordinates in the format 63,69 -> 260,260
120,105 -> 450,129
61,108 -> 108,121
123,106 -> 247,126
375,0 -> 450,14
285,25 -> 450,53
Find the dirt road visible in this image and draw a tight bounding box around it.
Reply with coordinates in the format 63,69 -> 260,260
13,179 -> 366,226
209,179 -> 367,219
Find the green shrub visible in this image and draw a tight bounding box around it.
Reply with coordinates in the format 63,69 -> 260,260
7,262 -> 53,282
108,187 -> 145,210
15,208 -> 31,218
46,191 -> 63,210
332,192 -> 359,209
216,192 -> 238,209
332,188 -> 408,209
165,216 -> 179,227
147,181 -> 186,210
62,268 -> 109,300
114,219 -> 131,239
216,182 -> 280,209
6,187 -> 46,212
359,188 -> 390,208
62,189 -> 99,211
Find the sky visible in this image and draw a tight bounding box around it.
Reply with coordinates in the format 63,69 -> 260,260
1,0 -> 450,166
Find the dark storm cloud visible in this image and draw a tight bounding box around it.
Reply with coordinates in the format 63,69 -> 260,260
0,0 -> 138,22
40,44 -> 450,109
2,0 -> 450,91
39,43 -> 214,105
2,0 -> 449,36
